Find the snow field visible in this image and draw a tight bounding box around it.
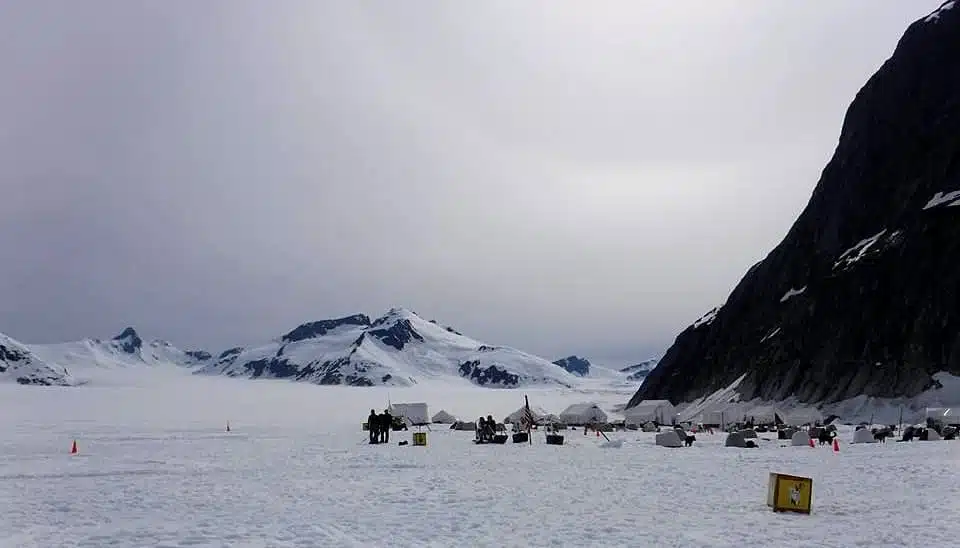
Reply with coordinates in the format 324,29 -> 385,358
3,374 -> 959,547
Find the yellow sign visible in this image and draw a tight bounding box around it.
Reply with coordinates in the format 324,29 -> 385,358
412,432 -> 427,446
767,473 -> 812,514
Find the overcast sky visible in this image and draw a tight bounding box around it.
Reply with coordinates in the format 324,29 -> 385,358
0,1 -> 944,366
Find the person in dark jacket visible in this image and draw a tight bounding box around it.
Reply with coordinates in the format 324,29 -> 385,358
368,409 -> 379,444
381,409 -> 393,443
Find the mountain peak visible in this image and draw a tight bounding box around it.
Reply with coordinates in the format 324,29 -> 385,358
112,327 -> 142,353
552,355 -> 591,376
282,314 -> 371,343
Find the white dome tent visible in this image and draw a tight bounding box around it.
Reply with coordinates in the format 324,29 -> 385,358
431,410 -> 456,424
558,403 -> 608,426
624,400 -> 676,426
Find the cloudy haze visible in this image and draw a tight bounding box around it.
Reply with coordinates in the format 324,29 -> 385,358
0,1 -> 944,365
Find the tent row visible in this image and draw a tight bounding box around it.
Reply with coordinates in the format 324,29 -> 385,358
675,401 -> 824,428
421,402 -> 611,427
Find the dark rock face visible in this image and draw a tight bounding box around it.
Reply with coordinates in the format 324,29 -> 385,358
185,350 -> 212,362
458,360 -> 520,386
282,314 -> 371,343
630,4 -> 960,408
621,359 -> 658,382
112,327 -> 142,353
368,319 -> 424,351
553,355 -> 591,376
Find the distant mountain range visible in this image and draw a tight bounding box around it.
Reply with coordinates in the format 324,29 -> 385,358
1,307 -> 656,390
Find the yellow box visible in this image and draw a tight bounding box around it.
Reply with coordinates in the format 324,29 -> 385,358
767,473 -> 812,514
412,432 -> 427,446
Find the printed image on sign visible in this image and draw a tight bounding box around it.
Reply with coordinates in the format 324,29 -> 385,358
767,473 -> 812,514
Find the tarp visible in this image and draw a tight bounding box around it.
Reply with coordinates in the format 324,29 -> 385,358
431,410 -> 456,424
389,403 -> 429,426
624,400 -> 676,425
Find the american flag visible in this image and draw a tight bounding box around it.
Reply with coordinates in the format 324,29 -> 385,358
521,395 -> 536,431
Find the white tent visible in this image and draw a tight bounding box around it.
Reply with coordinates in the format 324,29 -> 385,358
624,400 -> 676,425
926,408 -> 959,425
655,430 -> 682,448
504,405 -> 550,424
558,403 -> 608,425
431,410 -> 456,424
852,428 -> 877,444
783,408 -> 823,426
924,428 -> 942,441
699,402 -> 741,427
791,430 -> 811,447
389,403 -> 429,426
743,405 -> 783,425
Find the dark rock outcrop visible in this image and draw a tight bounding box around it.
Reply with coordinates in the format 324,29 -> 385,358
185,350 -> 212,362
620,359 -> 658,382
112,327 -> 142,353
630,3 -> 960,408
368,319 -> 424,351
458,360 -> 520,386
281,314 -> 371,343
553,355 -> 591,376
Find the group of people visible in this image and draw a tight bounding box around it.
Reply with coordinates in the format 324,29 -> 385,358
476,415 -> 499,442
368,409 -> 394,444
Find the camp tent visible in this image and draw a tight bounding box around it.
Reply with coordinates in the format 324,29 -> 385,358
791,430 -> 811,446
624,400 -> 677,425
389,403 -> 429,426
431,410 -> 457,424
504,405 -> 550,425
558,403 -> 608,426
852,428 -> 877,444
699,402 -> 741,427
742,405 -> 783,425
926,408 -> 959,426
783,408 -> 823,426
655,430 -> 682,448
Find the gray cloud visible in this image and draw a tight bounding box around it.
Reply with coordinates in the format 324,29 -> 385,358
0,1 -> 943,365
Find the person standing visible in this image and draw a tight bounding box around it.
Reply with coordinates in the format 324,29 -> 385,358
368,409 -> 379,444
381,409 -> 393,443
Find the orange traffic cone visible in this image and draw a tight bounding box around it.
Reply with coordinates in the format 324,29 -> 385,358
809,437 -> 815,448
70,440 -> 78,455
833,438 -> 840,453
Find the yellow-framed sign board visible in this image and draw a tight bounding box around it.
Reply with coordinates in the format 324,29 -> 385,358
767,473 -> 812,514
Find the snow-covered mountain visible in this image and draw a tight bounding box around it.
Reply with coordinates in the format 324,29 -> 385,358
198,308 -> 581,388
0,332 -> 73,386
21,327 -> 211,385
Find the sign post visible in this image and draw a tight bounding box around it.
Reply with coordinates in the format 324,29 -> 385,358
767,473 -> 812,514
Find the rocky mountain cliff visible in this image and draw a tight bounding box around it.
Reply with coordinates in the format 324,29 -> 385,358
629,2 -> 960,408
553,355 -> 591,376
